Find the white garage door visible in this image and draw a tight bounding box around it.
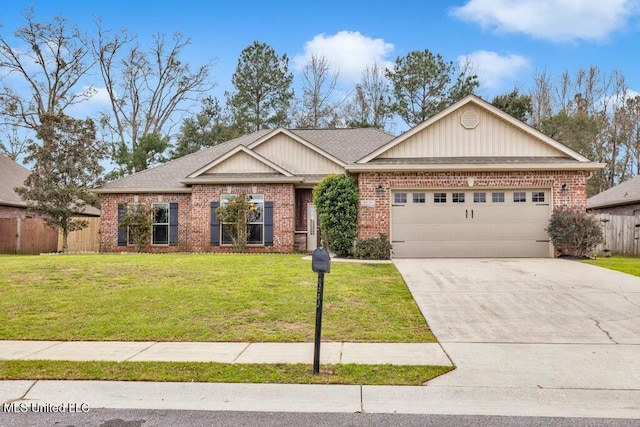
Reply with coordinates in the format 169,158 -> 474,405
391,189 -> 551,258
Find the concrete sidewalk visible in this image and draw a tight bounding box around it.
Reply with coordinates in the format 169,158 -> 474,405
2,380 -> 640,418
0,340 -> 452,366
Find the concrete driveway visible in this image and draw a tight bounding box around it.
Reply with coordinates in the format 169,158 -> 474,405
393,258 -> 640,390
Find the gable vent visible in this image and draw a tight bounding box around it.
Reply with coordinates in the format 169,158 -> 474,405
460,110 -> 479,129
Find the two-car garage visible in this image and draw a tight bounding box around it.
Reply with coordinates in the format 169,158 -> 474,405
391,189 -> 552,258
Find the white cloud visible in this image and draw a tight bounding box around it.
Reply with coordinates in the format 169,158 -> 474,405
67,86 -> 113,116
459,50 -> 530,91
450,0 -> 640,42
293,31 -> 394,83
85,86 -> 112,107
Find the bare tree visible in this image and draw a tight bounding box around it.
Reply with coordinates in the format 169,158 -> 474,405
0,8 -> 95,152
344,63 -> 392,130
294,54 -> 340,128
529,69 -> 553,128
93,23 -> 213,176
530,67 -> 638,194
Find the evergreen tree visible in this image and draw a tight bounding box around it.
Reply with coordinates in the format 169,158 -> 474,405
227,41 -> 294,132
386,49 -> 478,126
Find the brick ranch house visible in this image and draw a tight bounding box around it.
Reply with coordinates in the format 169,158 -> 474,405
94,95 -> 604,258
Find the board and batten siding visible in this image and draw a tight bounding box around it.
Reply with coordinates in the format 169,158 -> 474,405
203,151 -> 276,174
253,133 -> 344,175
379,106 -> 565,159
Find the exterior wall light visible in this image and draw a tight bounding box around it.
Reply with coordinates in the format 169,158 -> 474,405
561,183 -> 568,194
376,185 -> 385,194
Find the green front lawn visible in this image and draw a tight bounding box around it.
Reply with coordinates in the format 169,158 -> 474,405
0,360 -> 453,385
582,256 -> 640,277
0,254 -> 433,343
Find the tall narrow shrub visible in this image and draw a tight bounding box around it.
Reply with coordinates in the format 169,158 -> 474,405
313,174 -> 359,257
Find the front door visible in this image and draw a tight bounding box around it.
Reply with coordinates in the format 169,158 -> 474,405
307,203 -> 318,251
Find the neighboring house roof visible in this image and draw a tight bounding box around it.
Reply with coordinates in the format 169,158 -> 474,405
352,94 -> 605,172
0,154 -> 31,208
0,154 -> 100,216
95,127 -> 395,193
587,175 -> 640,210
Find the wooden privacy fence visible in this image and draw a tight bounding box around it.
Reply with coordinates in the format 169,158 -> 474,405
0,217 -> 58,254
57,216 -> 100,252
594,213 -> 640,257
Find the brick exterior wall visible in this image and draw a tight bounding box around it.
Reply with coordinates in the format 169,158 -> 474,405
99,184 -> 296,253
99,193 -> 192,253
0,205 -> 44,219
356,170 -> 589,239
590,203 -> 640,216
189,184 -> 295,253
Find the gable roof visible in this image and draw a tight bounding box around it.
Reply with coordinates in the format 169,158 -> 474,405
587,175 -> 640,210
249,128 -> 346,167
95,128 -> 395,192
0,154 -> 31,208
353,94 -> 602,172
187,145 -> 294,178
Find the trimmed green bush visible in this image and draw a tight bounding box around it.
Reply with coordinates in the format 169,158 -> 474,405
547,208 -> 603,258
353,234 -> 392,260
313,174 -> 359,257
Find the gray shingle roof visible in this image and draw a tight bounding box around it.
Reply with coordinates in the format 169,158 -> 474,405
587,175 -> 640,209
98,130 -> 272,190
0,154 -> 30,207
0,154 -> 100,216
97,128 -> 395,191
290,128 -> 395,163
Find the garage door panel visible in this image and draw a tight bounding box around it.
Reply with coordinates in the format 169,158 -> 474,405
393,222 -> 549,242
471,206 -> 549,223
392,240 -> 550,258
392,207 -> 468,224
391,189 -> 551,258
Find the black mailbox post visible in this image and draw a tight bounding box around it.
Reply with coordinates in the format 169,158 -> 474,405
311,245 -> 330,374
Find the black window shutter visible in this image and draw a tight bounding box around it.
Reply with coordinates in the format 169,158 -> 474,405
264,201 -> 273,246
210,202 -> 220,246
117,203 -> 127,246
169,203 -> 179,246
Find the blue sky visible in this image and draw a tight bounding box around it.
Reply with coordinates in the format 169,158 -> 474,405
2,0 -> 640,130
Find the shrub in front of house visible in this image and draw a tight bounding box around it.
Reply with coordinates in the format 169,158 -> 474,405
547,208 -> 603,258
313,174 -> 359,258
353,234 -> 392,260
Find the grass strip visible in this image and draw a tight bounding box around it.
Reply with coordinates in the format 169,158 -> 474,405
582,256 -> 640,278
0,360 -> 453,385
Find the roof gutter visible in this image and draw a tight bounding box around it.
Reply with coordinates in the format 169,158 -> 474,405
587,199 -> 640,210
92,188 -> 193,194
180,177 -> 304,185
346,162 -> 607,173
0,199 -> 27,208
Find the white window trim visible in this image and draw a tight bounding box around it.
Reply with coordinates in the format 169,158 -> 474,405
152,203 -> 170,246
220,194 -> 265,246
